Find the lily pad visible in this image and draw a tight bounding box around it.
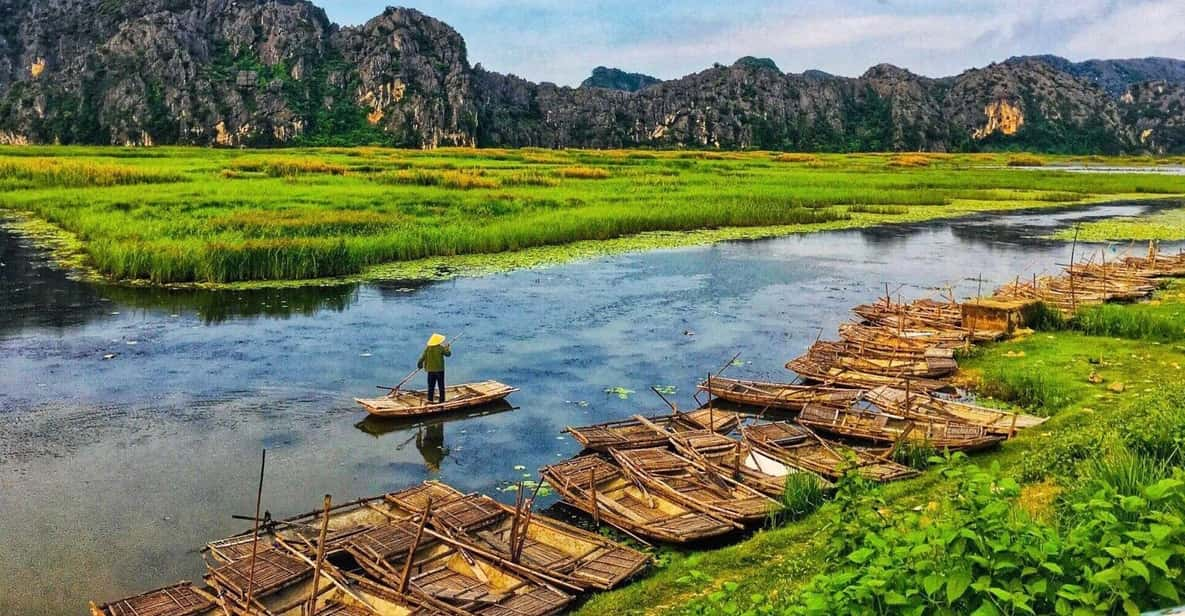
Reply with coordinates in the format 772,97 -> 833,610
605,386 -> 635,399
653,385 -> 677,395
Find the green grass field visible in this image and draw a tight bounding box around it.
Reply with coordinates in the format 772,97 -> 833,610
1,147 -> 1183,285
578,283 -> 1185,615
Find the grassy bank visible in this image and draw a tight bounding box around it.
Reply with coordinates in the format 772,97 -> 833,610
577,283 -> 1185,615
1,147 -> 1183,285
1049,204 -> 1185,242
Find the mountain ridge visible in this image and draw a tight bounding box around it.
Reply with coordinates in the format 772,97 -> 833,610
2,1 -> 1184,152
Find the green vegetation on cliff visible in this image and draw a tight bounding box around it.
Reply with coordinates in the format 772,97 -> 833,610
1,148 -> 1183,285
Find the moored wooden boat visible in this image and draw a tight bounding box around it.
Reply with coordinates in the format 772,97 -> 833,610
696,376 -> 861,411
659,423 -> 833,496
807,340 -> 958,379
384,482 -> 650,591
853,297 -> 964,329
338,520 -> 572,616
838,322 -> 965,354
540,454 -> 735,544
204,546 -> 354,616
786,352 -> 955,393
611,447 -> 779,525
740,421 -> 918,482
90,582 -> 219,616
565,408 -> 741,452
796,403 -> 1005,452
355,381 -> 518,419
863,386 -> 1047,435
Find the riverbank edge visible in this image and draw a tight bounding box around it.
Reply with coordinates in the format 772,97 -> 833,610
2,192 -> 1177,291
574,283 -> 1185,615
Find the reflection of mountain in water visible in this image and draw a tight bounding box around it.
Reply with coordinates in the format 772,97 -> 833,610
0,224 -> 108,334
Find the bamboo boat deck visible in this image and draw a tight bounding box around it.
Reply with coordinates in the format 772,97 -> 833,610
667,427 -> 831,496
786,352 -> 955,393
355,380 -> 518,418
611,447 -> 776,525
864,386 -> 1047,434
386,482 -> 650,590
797,403 -> 1005,452
340,522 -> 572,616
696,376 -> 861,411
565,408 -> 741,452
540,455 -> 735,543
741,422 -> 919,482
90,583 -> 216,616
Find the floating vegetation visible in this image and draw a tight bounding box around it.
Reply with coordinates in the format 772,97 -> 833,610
1048,207 -> 1185,241
652,385 -> 677,395
604,386 -> 635,399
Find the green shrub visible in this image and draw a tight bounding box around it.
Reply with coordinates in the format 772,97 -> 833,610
770,472 -> 827,526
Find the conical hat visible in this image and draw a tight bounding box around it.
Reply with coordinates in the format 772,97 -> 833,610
427,333 -> 446,346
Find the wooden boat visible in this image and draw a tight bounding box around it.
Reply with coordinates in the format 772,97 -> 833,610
696,377 -> 861,412
863,386 -> 1047,435
806,340 -> 958,379
90,582 -> 219,616
312,575 -> 438,615
204,546 -> 356,616
355,381 -> 518,419
796,403 -> 1005,452
838,322 -> 965,355
853,297 -> 964,329
565,408 -> 741,452
540,454 -> 735,544
384,482 -> 650,591
338,519 -> 572,616
786,352 -> 955,393
740,421 -> 919,482
657,422 -> 832,496
611,447 -> 778,525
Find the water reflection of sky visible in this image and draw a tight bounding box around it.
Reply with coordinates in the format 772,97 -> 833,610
0,199 -> 1183,615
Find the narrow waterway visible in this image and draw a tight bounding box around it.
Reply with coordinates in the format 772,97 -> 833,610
0,200 -> 1181,615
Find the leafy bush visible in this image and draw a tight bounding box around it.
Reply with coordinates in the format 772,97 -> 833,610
785,455 -> 1185,616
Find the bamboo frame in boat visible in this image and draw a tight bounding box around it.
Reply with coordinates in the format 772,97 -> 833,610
786,353 -> 955,393
355,380 -> 518,418
796,403 -> 1005,452
740,421 -> 919,482
863,386 -> 1047,435
540,454 -> 736,544
89,582 -> 219,616
695,377 -> 860,411
565,408 -> 741,452
338,519 -> 572,616
611,447 -> 779,525
384,482 -> 650,591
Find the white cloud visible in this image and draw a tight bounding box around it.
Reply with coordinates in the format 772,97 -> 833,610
1063,0 -> 1185,58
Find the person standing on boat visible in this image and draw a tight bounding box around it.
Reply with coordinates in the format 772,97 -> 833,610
418,333 -> 451,403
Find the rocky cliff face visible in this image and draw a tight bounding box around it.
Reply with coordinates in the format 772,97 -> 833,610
580,66 -> 660,92
2,0 -> 1185,152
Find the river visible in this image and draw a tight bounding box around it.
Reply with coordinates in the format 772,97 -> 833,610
1,200 -> 1181,614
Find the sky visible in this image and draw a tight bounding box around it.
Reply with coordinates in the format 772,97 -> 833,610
322,1 -> 1185,86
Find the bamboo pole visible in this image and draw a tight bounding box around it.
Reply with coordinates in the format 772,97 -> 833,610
244,449 -> 266,607
305,494 -> 332,615
398,497 -> 432,594
588,467 -> 600,526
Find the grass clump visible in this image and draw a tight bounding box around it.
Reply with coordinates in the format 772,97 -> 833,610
1007,153 -> 1046,167
772,153 -> 820,164
555,166 -> 611,179
1075,303 -> 1185,342
502,171 -> 560,187
847,204 -> 909,215
0,157 -> 184,187
230,157 -> 347,177
887,153 -> 932,167
770,472 -> 827,525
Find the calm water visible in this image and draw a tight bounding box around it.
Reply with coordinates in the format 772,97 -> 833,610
1,200 -> 1182,614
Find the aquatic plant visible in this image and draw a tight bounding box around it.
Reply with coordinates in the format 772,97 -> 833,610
770,472 -> 827,525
